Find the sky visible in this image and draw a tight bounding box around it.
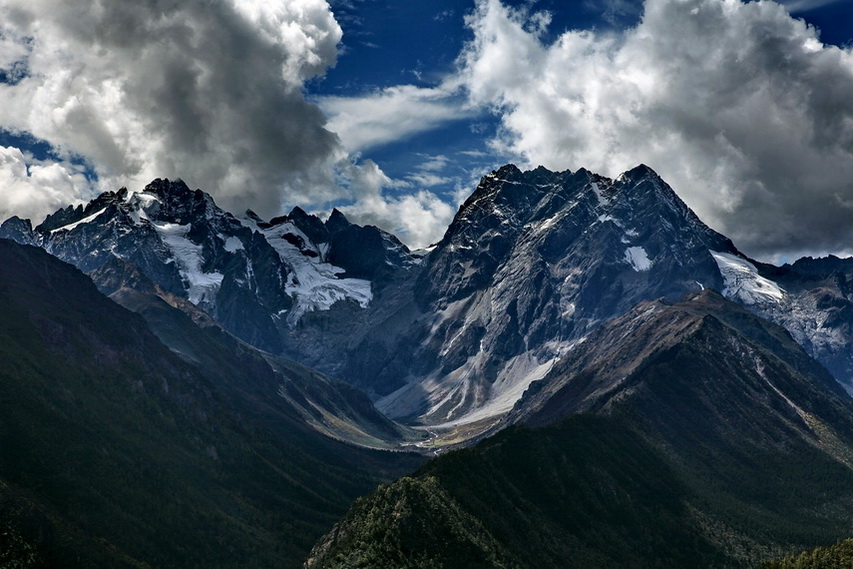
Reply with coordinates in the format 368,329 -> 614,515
0,0 -> 852,262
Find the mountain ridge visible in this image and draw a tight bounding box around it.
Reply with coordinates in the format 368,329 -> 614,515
4,164 -> 853,445
305,291 -> 853,568
0,238 -> 422,568
5,162 -> 853,567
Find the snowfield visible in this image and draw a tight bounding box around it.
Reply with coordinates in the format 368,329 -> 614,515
711,251 -> 785,305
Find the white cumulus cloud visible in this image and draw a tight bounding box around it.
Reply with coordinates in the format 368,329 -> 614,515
318,84 -> 473,153
459,0 -> 853,260
0,146 -> 90,223
336,159 -> 455,248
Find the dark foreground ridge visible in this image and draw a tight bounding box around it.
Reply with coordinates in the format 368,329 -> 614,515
306,292 -> 853,568
0,239 -> 421,569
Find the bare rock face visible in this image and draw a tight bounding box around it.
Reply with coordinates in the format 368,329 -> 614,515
345,164 -> 741,429
5,164 -> 853,441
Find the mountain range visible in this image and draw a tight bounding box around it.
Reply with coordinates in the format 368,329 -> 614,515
5,165 -> 853,440
3,163 -> 853,566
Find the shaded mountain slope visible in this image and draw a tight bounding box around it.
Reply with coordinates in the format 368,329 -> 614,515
508,292 -> 853,560
0,239 -> 421,569
307,292 -> 853,568
89,256 -> 423,450
510,290 -> 850,429
306,416 -> 725,569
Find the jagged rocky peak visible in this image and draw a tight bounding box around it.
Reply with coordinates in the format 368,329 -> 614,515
371,163 -> 747,431
249,207 -> 327,255
618,162 -> 657,181
27,178 -> 222,237
786,254 -> 853,276
244,208 -> 265,225
247,202 -> 417,280
327,221 -> 418,281
286,206 -> 333,246
251,206 -> 333,245
135,178 -> 222,223
142,177 -> 194,201
0,177 -> 297,352
325,208 -> 351,234
419,162 -> 734,308
612,164 -> 717,233
451,163 -> 561,229
0,215 -> 37,245
608,163 -> 674,194
36,202 -> 89,232
441,164 -> 628,249
33,187 -> 142,233
451,163 -> 696,230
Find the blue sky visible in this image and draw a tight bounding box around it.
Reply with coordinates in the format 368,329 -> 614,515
312,0 -> 650,218
313,0 -> 852,190
0,0 -> 852,259
316,0 -> 853,258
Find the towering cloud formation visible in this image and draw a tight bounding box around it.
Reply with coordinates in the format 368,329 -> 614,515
0,0 -> 344,220
459,0 -> 853,259
3,0 -> 853,257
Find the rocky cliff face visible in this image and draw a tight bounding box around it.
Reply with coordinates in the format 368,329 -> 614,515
5,165 -> 853,442
0,179 -> 416,357
347,164 -> 741,432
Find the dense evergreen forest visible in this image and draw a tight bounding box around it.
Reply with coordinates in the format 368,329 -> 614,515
760,539 -> 853,569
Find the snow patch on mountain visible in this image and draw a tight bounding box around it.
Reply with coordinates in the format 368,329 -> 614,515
752,354 -> 808,419
222,235 -> 244,253
437,348 -> 565,428
591,182 -> 609,206
377,335 -> 575,429
125,191 -> 160,208
712,252 -> 785,305
625,246 -> 652,272
49,208 -> 108,233
152,221 -> 223,305
124,191 -> 161,225
241,218 -> 372,325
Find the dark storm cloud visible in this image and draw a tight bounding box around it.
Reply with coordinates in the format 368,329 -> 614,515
0,0 -> 345,220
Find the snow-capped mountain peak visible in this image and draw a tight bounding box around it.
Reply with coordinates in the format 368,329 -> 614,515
354,163 -> 743,433
239,213 -> 373,326
6,163 -> 853,444
0,178 -> 417,354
